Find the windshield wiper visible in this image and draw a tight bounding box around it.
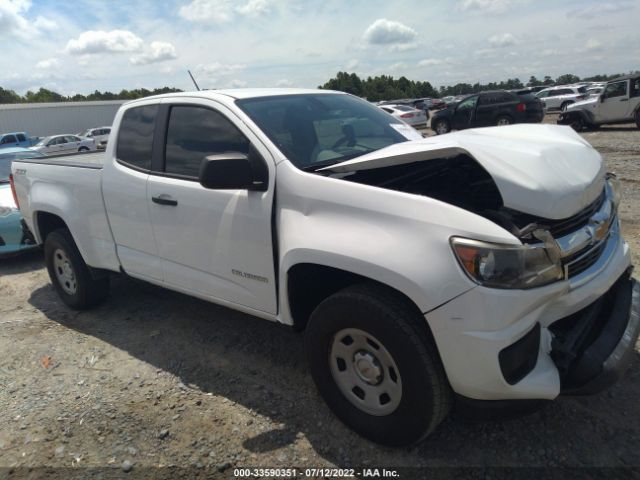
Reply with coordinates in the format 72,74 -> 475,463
300,148 -> 381,172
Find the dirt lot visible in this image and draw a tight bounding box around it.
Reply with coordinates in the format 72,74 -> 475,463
1,115 -> 639,478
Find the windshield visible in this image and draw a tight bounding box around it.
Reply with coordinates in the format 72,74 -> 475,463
236,93 -> 409,171
0,151 -> 44,182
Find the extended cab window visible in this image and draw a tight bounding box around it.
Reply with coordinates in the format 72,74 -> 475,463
164,106 -> 249,178
117,105 -> 158,171
17,134 -> 26,142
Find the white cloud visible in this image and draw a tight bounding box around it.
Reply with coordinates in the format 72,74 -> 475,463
33,15 -> 56,31
0,0 -> 34,39
275,78 -> 293,87
458,0 -> 517,13
418,58 -> 445,67
363,18 -> 417,45
196,62 -> 246,77
66,30 -> 144,55
570,2 -> 635,19
488,32 -> 516,47
389,42 -> 418,52
389,62 -> 407,71
179,0 -> 271,23
237,0 -> 270,16
228,79 -> 247,88
35,58 -> 59,69
130,41 -> 177,65
345,59 -> 359,70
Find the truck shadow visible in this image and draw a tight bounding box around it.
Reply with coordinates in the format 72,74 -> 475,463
0,248 -> 44,275
28,274 -> 640,468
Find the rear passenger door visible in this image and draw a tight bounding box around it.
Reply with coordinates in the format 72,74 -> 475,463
146,99 -> 277,314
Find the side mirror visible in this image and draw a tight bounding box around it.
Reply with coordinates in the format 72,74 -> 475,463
199,152 -> 266,191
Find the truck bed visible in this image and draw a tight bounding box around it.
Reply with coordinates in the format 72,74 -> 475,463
16,150 -> 105,169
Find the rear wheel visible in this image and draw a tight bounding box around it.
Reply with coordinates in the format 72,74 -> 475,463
432,119 -> 451,135
305,283 -> 451,446
496,115 -> 512,126
45,229 -> 109,309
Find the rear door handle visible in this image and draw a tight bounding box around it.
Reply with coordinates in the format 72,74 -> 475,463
152,195 -> 178,206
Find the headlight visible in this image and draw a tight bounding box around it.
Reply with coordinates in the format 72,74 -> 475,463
606,173 -> 621,211
451,237 -> 563,289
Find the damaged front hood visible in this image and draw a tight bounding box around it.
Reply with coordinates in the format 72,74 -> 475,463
324,124 -> 605,219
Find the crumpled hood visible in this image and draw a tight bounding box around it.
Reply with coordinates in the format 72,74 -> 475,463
567,97 -> 598,110
324,124 -> 605,220
0,184 -> 17,209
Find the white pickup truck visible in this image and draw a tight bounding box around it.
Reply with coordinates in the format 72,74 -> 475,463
10,89 -> 639,446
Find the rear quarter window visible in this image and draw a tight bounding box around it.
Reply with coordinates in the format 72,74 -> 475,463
116,105 -> 158,171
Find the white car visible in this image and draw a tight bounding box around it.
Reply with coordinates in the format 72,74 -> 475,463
30,135 -> 96,155
536,86 -> 588,111
379,104 -> 427,127
80,127 -> 111,150
11,89 -> 639,446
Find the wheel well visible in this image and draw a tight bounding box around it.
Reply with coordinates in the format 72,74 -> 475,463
287,263 -> 424,332
36,212 -> 67,243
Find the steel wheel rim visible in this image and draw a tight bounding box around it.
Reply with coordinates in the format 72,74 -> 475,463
329,328 -> 402,416
53,248 -> 77,295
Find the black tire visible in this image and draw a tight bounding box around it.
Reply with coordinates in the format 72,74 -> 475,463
44,229 -> 109,310
635,110 -> 640,129
496,115 -> 512,126
305,283 -> 451,446
569,115 -> 585,132
78,147 -> 89,152
560,101 -> 572,112
432,119 -> 450,135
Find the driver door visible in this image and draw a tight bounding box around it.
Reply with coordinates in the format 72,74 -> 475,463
146,99 -> 277,314
597,80 -> 629,122
452,96 -> 478,130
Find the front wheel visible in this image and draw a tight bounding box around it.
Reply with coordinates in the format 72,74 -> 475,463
305,283 -> 451,446
432,119 -> 451,135
560,101 -> 572,112
45,229 -> 109,309
569,115 -> 585,132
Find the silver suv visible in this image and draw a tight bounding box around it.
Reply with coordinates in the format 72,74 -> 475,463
536,85 -> 588,111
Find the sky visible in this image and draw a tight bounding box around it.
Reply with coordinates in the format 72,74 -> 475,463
1,0 -> 639,96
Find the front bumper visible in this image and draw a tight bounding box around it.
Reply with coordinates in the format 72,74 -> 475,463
554,271 -> 639,395
0,215 -> 38,257
426,229 -> 635,401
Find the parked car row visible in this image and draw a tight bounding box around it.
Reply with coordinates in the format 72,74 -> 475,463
430,90 -> 544,134
379,104 -> 428,127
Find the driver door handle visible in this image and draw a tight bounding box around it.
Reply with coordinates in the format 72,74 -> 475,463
152,195 -> 178,206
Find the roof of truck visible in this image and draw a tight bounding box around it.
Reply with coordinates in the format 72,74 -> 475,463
125,88 -> 344,105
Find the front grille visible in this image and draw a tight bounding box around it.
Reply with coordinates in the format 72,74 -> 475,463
564,240 -> 608,278
547,190 -> 606,238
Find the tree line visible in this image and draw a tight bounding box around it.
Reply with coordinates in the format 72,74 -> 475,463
0,70 -> 636,104
0,87 -> 183,104
318,71 -> 637,101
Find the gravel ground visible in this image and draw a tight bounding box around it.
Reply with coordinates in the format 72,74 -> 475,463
1,115 -> 639,478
